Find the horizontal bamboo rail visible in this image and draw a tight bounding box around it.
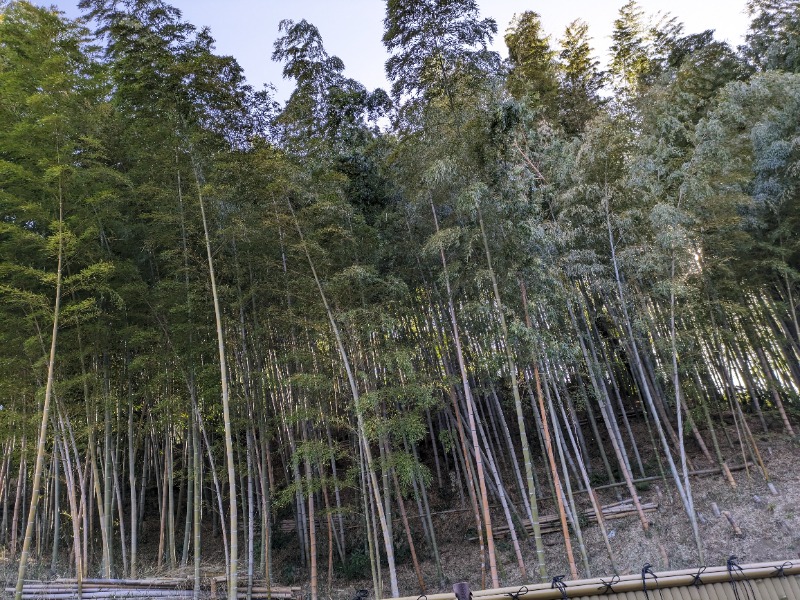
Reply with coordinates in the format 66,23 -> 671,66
470,500 -> 659,540
589,462 -> 754,493
395,560 -> 800,600
51,578 -> 194,586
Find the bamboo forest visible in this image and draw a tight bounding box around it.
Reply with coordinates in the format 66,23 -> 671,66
1,0 -> 800,599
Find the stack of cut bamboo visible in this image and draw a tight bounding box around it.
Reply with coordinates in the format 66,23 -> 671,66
210,576 -> 302,599
478,498 -> 659,540
7,577 -> 195,599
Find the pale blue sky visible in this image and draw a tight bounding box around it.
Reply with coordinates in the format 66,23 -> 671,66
50,0 -> 751,102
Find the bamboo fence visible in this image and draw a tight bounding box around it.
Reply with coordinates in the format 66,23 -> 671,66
395,560 -> 800,600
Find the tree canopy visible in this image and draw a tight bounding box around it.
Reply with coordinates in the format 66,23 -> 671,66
2,1 -> 799,598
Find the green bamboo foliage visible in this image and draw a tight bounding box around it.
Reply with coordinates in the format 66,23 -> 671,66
1,1 -> 800,598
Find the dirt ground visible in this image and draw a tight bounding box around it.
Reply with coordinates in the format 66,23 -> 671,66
2,429 -> 798,599
296,427 -> 799,599
364,433 -> 800,598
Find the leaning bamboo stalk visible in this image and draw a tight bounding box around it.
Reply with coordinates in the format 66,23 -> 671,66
534,367 -> 577,579
14,168 -> 65,600
192,409 -> 202,600
409,437 -> 445,587
127,373 -> 138,579
557,400 -> 617,572
668,244 -> 704,564
604,197 -> 702,560
517,281 -> 551,581
192,155 -> 238,600
487,382 -> 533,525
304,427 -> 318,600
566,300 -> 650,530
359,441 -> 381,600
55,411 -> 82,583
473,397 -> 527,579
289,200 -> 399,596
111,445 -> 128,575
392,470 -> 425,594
50,429 -> 60,573
543,365 -> 590,576
246,428 -> 256,600
444,375 -> 486,589
428,195 -> 499,589
321,481 -> 334,595
157,441 -> 168,570
259,419 -> 272,584
198,409 -> 230,575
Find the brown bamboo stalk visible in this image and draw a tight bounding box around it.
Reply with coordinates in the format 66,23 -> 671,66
392,470 -> 426,593
534,367 -> 577,579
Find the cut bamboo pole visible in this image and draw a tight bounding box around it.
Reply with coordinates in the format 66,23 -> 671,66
722,510 -> 743,536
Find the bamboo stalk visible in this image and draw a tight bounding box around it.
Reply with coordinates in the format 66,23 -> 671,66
14,166 -> 64,600
534,367 -> 577,579
722,510 -> 743,536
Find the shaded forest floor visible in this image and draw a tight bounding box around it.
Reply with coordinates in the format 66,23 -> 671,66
1,425 -> 799,599
316,429 -> 800,598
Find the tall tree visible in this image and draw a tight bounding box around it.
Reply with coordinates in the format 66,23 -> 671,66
609,1 -> 651,92
505,11 -> 560,114
558,19 -> 605,134
744,0 -> 800,72
0,3 -> 117,593
79,0 -> 252,594
383,0 -> 498,120
273,19 -> 389,156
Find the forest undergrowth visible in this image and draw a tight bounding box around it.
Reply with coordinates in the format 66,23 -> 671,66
5,419 -> 797,599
